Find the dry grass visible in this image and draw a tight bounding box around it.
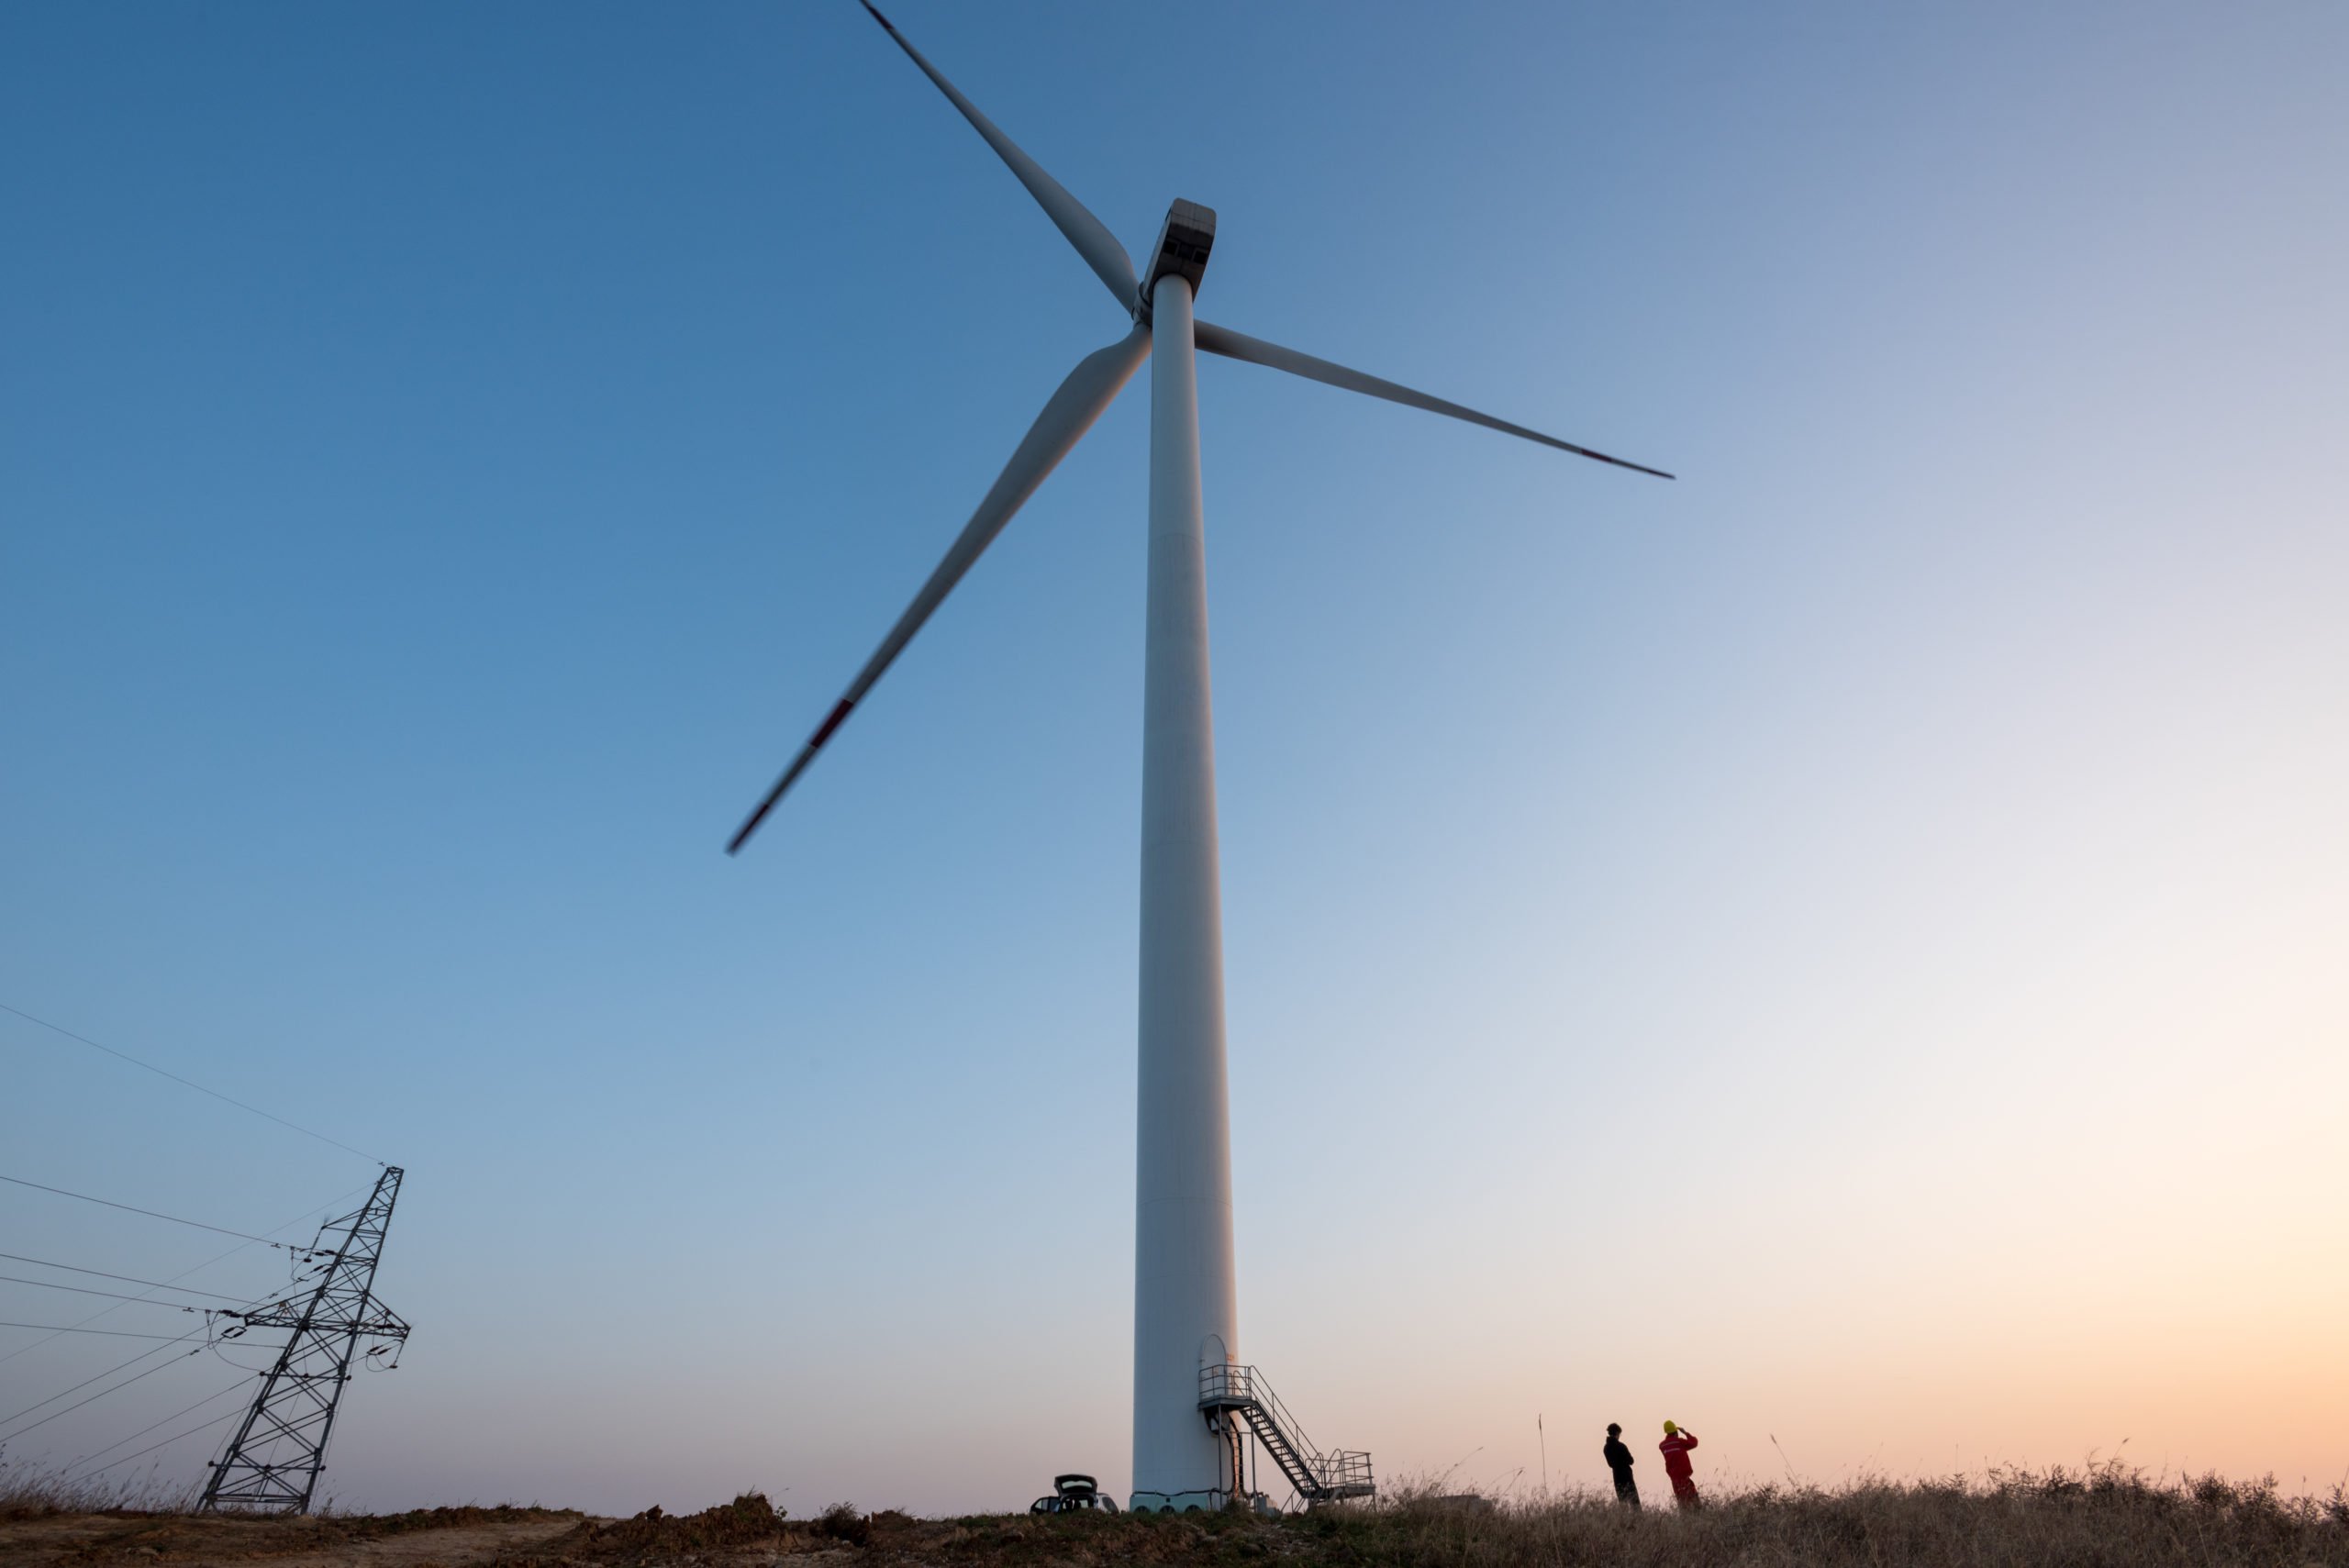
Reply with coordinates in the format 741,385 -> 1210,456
6,1465 -> 2346,1566
1280,1466 -> 2349,1567
0,1452 -> 199,1520
529,1468 -> 2349,1566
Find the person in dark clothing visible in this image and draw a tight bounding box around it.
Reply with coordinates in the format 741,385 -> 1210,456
1602,1423 -> 1640,1508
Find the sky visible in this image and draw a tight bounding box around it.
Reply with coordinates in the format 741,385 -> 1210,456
3,0 -> 2345,1517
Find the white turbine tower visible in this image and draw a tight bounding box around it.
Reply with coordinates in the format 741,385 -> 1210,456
730,3 -> 1672,1513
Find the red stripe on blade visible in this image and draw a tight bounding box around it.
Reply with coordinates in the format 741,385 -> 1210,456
809,698 -> 855,750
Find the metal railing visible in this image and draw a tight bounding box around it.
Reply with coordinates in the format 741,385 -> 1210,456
1316,1448 -> 1374,1494
1198,1362 -> 1374,1499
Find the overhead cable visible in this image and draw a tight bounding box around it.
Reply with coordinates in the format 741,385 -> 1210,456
64,1373 -> 262,1478
75,1401 -> 251,1481
0,1177 -> 378,1371
0,1319 -> 205,1340
0,1337 -> 201,1432
0,1174 -> 327,1248
0,1251 -> 250,1303
0,1335 -> 211,1440
0,1259 -> 304,1443
0,1000 -> 384,1164
0,1274 -> 218,1309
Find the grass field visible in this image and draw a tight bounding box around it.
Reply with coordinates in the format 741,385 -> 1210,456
5,1464 -> 2345,1566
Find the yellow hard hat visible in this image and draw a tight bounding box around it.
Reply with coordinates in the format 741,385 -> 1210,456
1663,1420 -> 1678,1435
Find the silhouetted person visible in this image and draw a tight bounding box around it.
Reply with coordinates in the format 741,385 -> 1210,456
1659,1420 -> 1701,1509
1602,1423 -> 1640,1508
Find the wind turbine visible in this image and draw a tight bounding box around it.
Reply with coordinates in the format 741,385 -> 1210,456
731,3 -> 1672,1512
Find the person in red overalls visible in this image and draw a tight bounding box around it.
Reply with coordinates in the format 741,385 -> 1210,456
1659,1420 -> 1702,1509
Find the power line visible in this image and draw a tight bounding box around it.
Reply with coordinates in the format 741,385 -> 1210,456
0,1179 -> 379,1372
78,1400 -> 251,1481
0,1335 -> 214,1440
0,1000 -> 384,1164
0,1240 -> 256,1373
0,1320 -> 206,1340
0,1252 -> 252,1304
0,1274 -> 219,1309
65,1374 -> 262,1479
0,1174 -> 329,1248
0,1184 -> 384,1440
0,1272 -> 299,1444
0,1338 -> 201,1433
0,1184 -> 383,1458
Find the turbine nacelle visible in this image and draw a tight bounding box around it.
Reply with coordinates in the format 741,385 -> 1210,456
1140,198 -> 1217,317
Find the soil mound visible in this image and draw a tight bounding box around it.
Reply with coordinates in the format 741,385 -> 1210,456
545,1492 -> 799,1562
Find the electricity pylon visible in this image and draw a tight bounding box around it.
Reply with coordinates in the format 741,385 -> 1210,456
198,1165 -> 410,1514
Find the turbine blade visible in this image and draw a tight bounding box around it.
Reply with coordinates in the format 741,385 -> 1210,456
1192,319 -> 1675,480
858,1 -> 1140,312
729,323 -> 1152,855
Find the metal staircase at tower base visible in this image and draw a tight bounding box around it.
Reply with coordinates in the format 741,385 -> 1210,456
1198,1363 -> 1374,1505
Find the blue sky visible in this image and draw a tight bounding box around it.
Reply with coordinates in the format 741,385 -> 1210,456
4,0 -> 2344,1514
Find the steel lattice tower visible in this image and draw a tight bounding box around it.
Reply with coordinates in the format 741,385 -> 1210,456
198,1165 -> 410,1514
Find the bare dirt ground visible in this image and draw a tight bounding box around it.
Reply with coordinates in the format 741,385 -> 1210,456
7,1473 -> 2348,1568
0,1506 -> 582,1568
